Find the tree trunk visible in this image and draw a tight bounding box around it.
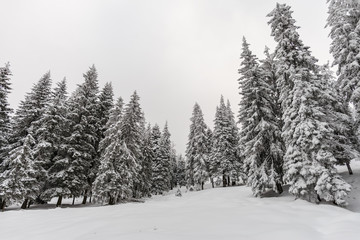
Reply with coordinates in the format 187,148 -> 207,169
346,162 -> 353,175
210,178 -> 214,188
56,196 -> 63,207
227,176 -> 230,186
276,183 -> 283,194
72,196 -> 76,205
21,199 -> 28,209
201,182 -> 204,190
222,175 -> 227,187
27,200 -> 32,208
109,196 -> 115,205
1,199 -> 5,211
82,190 -> 88,204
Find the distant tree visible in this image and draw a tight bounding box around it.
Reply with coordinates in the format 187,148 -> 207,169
185,103 -> 209,190
151,124 -> 168,194
119,91 -> 144,197
139,123 -> 154,197
176,155 -> 186,187
210,97 -> 239,187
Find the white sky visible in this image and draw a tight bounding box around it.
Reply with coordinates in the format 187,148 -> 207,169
0,0 -> 332,155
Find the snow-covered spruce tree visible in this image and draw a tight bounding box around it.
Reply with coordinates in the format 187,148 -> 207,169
0,134 -> 40,210
169,145 -> 178,189
119,91 -> 144,198
64,66 -> 100,203
160,122 -> 173,190
209,96 -> 239,187
5,72 -> 52,207
0,63 -> 12,168
98,82 -> 114,140
33,79 -> 70,206
185,103 -> 209,190
93,97 -> 138,204
268,3 -> 351,205
138,123 -> 154,197
326,0 -> 360,173
151,124 -> 167,194
0,63 -> 12,209
238,38 -> 283,196
176,155 -> 186,187
326,0 -> 360,104
318,64 -> 360,175
10,72 -> 52,147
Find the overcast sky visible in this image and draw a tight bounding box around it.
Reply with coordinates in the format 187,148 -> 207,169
1,0 -> 332,155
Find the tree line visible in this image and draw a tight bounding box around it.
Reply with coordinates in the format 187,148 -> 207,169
0,65 -> 189,210
185,1 -> 360,207
0,1 -> 359,210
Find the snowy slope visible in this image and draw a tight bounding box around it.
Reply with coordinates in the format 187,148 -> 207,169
1,163 -> 360,240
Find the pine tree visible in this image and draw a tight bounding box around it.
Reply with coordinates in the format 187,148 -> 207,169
326,0 -> 360,173
93,98 -> 137,204
326,0 -> 360,103
0,63 -> 12,167
64,65 -> 100,202
34,79 -> 70,206
238,38 -> 283,196
318,64 -> 360,175
268,3 -> 351,205
10,72 -> 52,146
185,103 -> 209,190
139,123 -> 154,197
5,72 -> 52,207
159,122 -> 172,190
0,134 -> 40,210
151,124 -> 167,194
209,97 -> 239,187
119,91 -> 144,197
98,82 -> 114,140
176,155 -> 186,187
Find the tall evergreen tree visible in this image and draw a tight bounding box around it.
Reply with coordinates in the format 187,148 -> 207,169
34,79 -> 70,206
186,103 -> 209,190
5,72 -> 52,207
176,155 -> 186,187
210,97 -> 239,187
93,97 -> 137,204
159,122 -> 172,190
326,0 -> 360,103
0,63 -> 12,167
268,3 -> 351,205
64,65 -> 100,202
238,38 -> 283,196
119,91 -> 144,197
139,123 -> 154,197
0,134 -> 39,210
151,124 -> 168,194
326,0 -> 360,173
318,64 -> 360,175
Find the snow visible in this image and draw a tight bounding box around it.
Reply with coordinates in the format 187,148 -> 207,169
1,163 -> 360,240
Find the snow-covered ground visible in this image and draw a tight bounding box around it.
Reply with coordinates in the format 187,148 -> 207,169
1,163 -> 360,240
